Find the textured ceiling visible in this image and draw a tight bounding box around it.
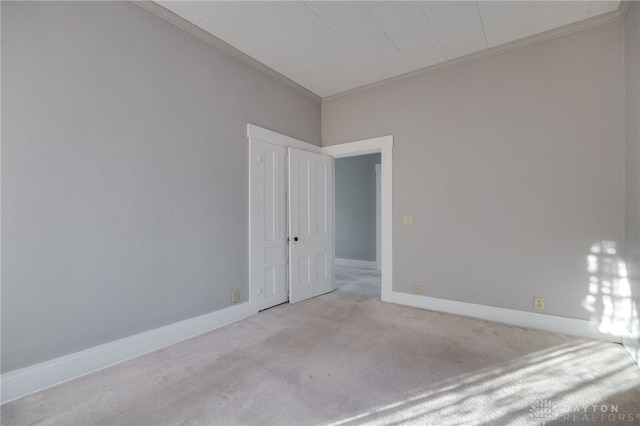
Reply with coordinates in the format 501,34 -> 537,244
156,1 -> 622,98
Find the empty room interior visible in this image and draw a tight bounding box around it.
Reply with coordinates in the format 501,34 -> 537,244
2,0 -> 640,424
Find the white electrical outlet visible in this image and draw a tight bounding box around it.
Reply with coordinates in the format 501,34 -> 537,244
415,283 -> 423,294
232,291 -> 239,304
534,296 -> 544,310
404,215 -> 414,225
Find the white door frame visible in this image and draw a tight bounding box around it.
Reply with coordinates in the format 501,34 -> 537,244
248,124 -> 322,154
375,163 -> 381,271
322,136 -> 393,302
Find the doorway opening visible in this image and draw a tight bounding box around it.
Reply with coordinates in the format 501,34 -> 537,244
334,153 -> 381,296
334,153 -> 381,270
322,136 -> 393,302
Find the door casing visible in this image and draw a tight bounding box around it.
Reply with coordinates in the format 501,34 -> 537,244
322,136 -> 393,302
376,163 -> 381,271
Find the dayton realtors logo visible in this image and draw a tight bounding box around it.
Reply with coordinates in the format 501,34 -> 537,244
528,399 -> 556,425
528,399 -> 640,424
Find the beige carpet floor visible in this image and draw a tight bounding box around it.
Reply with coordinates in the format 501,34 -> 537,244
2,265 -> 639,425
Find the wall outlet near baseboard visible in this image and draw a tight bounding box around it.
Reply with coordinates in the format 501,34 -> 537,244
415,283 -> 423,294
534,296 -> 544,310
231,291 -> 239,304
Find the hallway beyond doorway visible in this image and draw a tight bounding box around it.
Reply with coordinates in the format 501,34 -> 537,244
335,264 -> 381,299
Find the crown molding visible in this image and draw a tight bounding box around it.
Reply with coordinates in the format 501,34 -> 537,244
133,1 -> 321,103
323,8 -> 625,103
135,0 -> 627,106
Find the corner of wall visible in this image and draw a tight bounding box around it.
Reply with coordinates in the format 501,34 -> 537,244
623,0 -> 640,366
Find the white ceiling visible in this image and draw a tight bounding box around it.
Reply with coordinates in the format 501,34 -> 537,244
156,1 -> 621,98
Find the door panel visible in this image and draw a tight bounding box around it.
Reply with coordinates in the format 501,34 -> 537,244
289,148 -> 334,303
251,140 -> 289,311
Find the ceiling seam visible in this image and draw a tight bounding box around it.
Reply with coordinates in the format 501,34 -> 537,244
417,2 -> 449,61
366,7 -> 414,71
367,3 -> 388,35
475,0 -> 489,49
303,2 -> 333,33
618,1 -> 632,17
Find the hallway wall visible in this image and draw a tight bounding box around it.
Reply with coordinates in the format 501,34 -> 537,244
335,154 -> 381,262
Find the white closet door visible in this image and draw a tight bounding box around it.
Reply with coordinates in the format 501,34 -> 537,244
251,140 -> 289,311
288,148 -> 334,303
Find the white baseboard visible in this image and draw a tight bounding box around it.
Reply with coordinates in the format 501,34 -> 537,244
2,292 -> 628,405
335,258 -> 378,269
1,302 -> 257,404
391,291 -> 623,343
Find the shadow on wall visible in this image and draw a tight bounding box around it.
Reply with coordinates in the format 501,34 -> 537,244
583,240 -> 637,339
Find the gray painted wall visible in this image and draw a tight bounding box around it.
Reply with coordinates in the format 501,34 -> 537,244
323,22 -> 625,321
335,154 -> 380,262
625,2 -> 640,363
1,1 -> 320,373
